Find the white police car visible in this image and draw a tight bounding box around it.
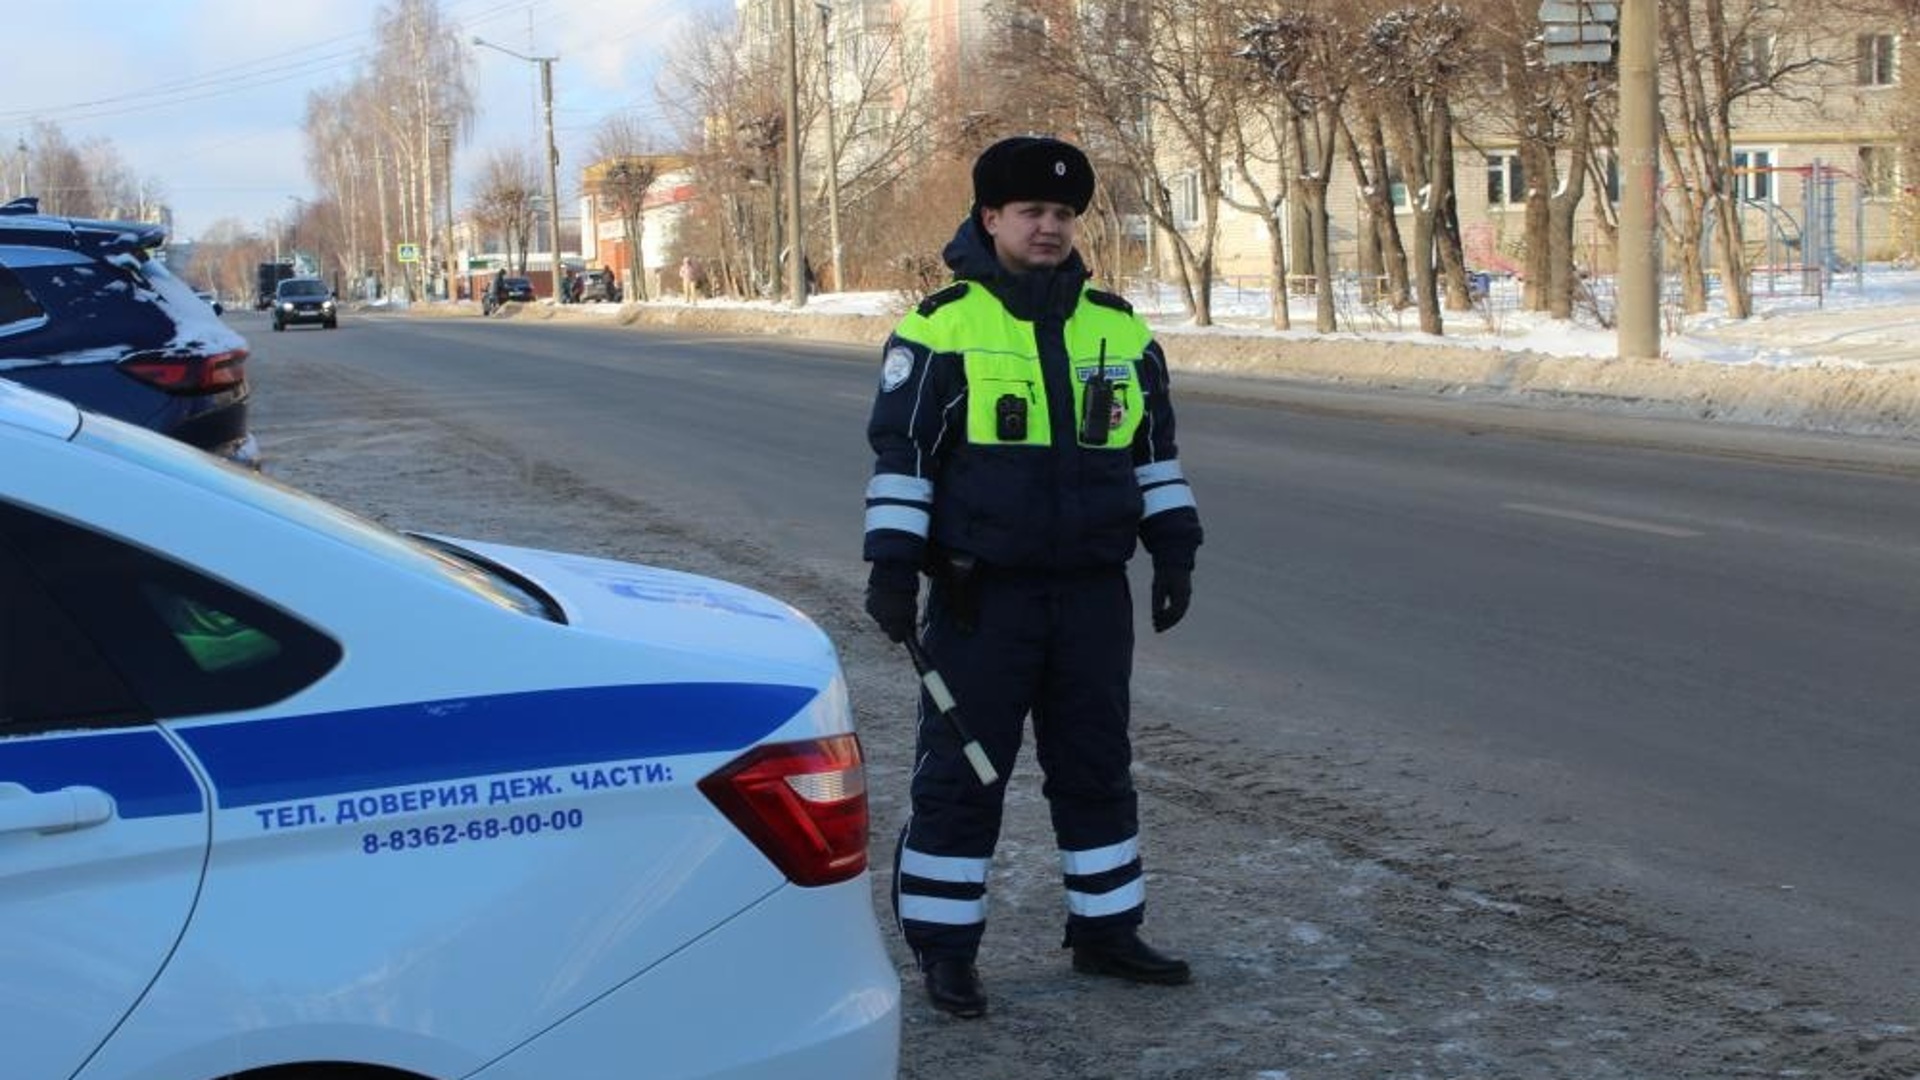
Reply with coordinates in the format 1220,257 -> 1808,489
0,379 -> 899,1080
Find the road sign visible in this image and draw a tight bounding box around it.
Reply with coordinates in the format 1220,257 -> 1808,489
397,243 -> 420,264
1539,0 -> 1618,21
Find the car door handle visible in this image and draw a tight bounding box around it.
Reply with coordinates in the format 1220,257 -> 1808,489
0,782 -> 118,835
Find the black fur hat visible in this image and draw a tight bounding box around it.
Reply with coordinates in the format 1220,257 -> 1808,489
972,136 -> 1095,214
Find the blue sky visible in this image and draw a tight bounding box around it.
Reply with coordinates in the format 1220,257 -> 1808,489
0,0 -> 723,240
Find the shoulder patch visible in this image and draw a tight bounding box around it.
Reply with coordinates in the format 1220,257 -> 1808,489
880,345 -> 916,392
916,281 -> 970,317
1085,289 -> 1134,315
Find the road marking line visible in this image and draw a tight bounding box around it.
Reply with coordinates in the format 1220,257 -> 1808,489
1502,502 -> 1703,538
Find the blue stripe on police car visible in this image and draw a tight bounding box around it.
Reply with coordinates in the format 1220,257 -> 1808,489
176,681 -> 817,809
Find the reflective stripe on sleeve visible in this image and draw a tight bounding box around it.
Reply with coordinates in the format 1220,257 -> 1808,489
1134,461 -> 1185,486
1059,836 -> 1139,877
867,474 -> 934,503
1065,878 -> 1146,918
1142,484 -> 1198,517
865,504 -> 930,537
901,848 -> 991,884
899,894 -> 988,926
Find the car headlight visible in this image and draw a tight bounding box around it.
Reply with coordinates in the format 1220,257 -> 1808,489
323,300 -> 335,311
279,301 -> 294,311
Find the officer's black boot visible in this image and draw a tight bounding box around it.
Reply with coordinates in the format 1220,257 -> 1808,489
1070,930 -> 1192,986
923,958 -> 988,1018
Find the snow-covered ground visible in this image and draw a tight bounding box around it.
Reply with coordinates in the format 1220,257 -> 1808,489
518,267 -> 1920,369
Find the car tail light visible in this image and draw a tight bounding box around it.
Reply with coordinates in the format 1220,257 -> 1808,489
698,734 -> 869,887
120,348 -> 248,394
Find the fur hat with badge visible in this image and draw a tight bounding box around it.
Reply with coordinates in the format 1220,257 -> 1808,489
971,136 -> 1096,215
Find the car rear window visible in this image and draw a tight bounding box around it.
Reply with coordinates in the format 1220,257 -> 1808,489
0,260 -> 48,332
0,242 -> 223,363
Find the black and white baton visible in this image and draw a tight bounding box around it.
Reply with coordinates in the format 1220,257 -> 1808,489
903,638 -> 999,786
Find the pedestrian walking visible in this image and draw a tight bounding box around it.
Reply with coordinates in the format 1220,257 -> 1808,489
861,135 -> 1204,1019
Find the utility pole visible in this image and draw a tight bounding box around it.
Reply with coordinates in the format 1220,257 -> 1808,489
783,0 -> 808,306
433,121 -> 455,299
540,56 -> 562,303
475,37 -> 563,303
818,1 -> 844,292
1616,0 -> 1660,359
375,147 -> 394,300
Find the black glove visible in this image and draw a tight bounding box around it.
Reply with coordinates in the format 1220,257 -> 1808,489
1150,564 -> 1192,633
864,561 -> 920,643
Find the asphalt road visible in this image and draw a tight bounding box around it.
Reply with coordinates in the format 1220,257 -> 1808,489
245,307 -> 1920,1016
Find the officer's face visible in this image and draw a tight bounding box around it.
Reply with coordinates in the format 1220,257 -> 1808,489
982,201 -> 1079,274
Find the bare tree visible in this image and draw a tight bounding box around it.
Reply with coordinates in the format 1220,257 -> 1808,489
1022,0 -> 1241,325
660,9 -> 784,297
468,149 -> 541,273
1239,4 -> 1356,333
1356,3 -> 1478,333
806,1 -> 939,290
21,122 -> 155,221
188,218 -> 278,301
1658,0 -> 1822,317
593,116 -> 661,301
358,0 -> 475,298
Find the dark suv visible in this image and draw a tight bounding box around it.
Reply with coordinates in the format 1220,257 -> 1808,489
0,197 -> 256,465
272,277 -> 337,331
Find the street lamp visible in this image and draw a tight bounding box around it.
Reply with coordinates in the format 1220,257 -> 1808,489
473,37 -> 562,304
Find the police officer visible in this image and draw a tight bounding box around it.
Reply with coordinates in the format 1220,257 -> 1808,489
862,135 -> 1203,1018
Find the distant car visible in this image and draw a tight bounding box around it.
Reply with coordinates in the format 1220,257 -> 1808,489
0,196 -> 256,466
502,275 -> 537,303
0,377 -> 902,1080
272,277 -> 336,331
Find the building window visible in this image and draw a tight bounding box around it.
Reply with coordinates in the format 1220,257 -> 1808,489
1738,33 -> 1775,86
1859,145 -> 1900,200
1586,150 -> 1621,205
1733,148 -> 1775,202
1384,160 -> 1412,212
1857,34 -> 1897,86
1486,153 -> 1524,209
1174,173 -> 1199,225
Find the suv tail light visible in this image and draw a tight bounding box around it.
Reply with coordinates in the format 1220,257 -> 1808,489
698,734 -> 869,887
120,348 -> 248,394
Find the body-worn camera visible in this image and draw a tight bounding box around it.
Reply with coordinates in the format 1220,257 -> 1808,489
995,393 -> 1028,441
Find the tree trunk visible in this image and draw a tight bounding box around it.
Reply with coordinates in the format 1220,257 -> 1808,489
1547,89 -> 1594,320
1267,202 -> 1292,330
1430,97 -> 1471,313
1711,192 -> 1751,318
